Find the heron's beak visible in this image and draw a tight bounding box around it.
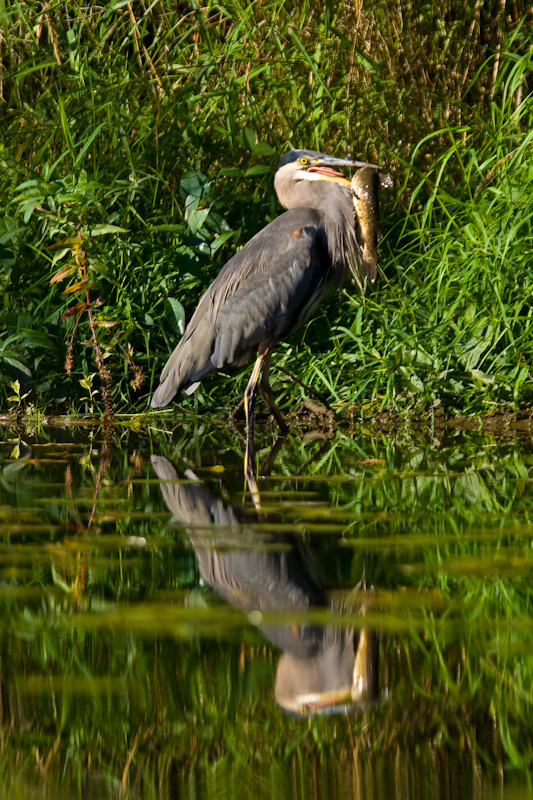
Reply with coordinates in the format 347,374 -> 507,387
304,155 -> 380,186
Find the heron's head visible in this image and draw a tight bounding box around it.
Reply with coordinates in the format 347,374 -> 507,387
274,149 -> 376,211
275,149 -> 355,188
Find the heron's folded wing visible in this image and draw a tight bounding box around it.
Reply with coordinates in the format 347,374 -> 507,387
151,208 -> 329,405
211,227 -> 330,366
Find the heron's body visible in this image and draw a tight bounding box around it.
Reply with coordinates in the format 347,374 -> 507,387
151,149 -> 377,465
151,180 -> 357,407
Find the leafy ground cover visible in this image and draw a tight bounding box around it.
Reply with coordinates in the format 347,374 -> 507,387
0,2 -> 532,418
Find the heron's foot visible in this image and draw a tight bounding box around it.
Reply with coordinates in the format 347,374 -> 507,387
229,396 -> 289,438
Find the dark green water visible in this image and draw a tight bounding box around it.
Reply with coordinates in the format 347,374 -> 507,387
2,418 -> 533,799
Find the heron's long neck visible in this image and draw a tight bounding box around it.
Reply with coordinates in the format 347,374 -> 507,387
276,178 -> 357,287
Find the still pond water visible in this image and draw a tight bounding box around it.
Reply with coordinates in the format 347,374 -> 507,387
1,417 -> 533,799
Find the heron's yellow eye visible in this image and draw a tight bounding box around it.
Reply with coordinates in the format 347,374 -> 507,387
300,157 -> 308,165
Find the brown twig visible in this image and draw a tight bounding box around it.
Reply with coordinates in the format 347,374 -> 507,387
76,218 -> 114,419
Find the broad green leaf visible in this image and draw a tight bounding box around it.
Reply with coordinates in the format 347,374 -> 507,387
180,171 -> 211,209
148,224 -> 186,233
164,298 -> 185,336
239,127 -> 257,152
2,357 -> 32,378
90,224 -> 129,236
252,142 -> 274,156
244,165 -> 270,177
209,230 -> 235,254
187,207 -> 210,235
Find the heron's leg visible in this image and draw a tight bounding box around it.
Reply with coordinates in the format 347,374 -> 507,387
258,351 -> 289,434
245,450 -> 261,510
245,433 -> 286,511
243,353 -> 265,480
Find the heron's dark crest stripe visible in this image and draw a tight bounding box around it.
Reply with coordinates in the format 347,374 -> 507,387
276,149 -> 325,170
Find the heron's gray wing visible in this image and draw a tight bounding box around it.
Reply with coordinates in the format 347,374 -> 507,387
210,225 -> 331,366
187,206 -> 325,323
151,208 -> 330,406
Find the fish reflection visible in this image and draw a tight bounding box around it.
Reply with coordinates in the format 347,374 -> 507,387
152,455 -> 379,716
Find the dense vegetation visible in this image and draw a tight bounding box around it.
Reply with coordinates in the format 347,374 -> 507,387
1,1 -> 532,418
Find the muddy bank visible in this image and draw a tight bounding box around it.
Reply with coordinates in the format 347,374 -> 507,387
2,405 -> 533,442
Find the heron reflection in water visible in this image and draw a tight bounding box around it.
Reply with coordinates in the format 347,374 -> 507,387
151,149 -> 384,478
152,455 -> 379,716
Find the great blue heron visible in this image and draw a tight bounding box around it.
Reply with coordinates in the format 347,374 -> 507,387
151,149 -> 377,455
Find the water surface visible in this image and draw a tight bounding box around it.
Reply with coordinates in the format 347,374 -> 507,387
1,419 -> 533,799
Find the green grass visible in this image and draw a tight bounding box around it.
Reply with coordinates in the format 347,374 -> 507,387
0,2 -> 531,417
